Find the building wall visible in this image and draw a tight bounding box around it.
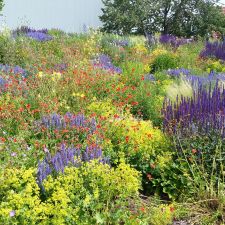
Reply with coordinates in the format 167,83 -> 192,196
0,0 -> 103,32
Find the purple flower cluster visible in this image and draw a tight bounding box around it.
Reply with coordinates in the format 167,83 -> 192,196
162,81 -> 225,138
93,54 -> 122,74
144,73 -> 155,81
0,76 -> 7,93
145,33 -> 157,47
0,64 -> 27,78
38,112 -> 96,133
112,39 -> 129,47
26,31 -> 53,42
167,69 -> 225,87
53,63 -> 68,72
200,41 -> 225,61
160,34 -> 192,49
167,68 -> 191,78
37,144 -> 109,190
12,26 -> 48,39
13,26 -> 48,34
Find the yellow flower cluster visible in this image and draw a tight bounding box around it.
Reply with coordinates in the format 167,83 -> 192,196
133,44 -> 148,54
105,115 -> 171,167
150,204 -> 175,225
72,92 -> 85,98
87,99 -> 117,117
206,60 -> 225,73
37,71 -> 62,81
0,161 -> 140,224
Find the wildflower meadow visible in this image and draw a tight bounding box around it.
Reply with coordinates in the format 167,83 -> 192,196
0,25 -> 225,224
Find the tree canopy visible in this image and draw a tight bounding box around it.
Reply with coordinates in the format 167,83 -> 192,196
0,0 -> 3,13
99,0 -> 225,37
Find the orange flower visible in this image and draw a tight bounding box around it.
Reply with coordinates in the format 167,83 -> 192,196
147,173 -> 153,180
131,101 -> 138,106
139,207 -> 145,212
62,130 -> 69,134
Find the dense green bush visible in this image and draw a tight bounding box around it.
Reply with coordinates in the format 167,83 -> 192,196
150,53 -> 178,72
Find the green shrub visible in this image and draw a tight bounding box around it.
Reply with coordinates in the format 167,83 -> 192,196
103,114 -> 173,196
131,80 -> 169,125
151,53 -> 178,72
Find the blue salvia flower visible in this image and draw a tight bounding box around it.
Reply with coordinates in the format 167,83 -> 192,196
217,73 -> 225,82
26,31 -> 53,42
200,41 -> 225,61
0,64 -> 27,78
92,54 -> 122,74
167,68 -> 191,78
13,26 -> 48,35
0,76 -> 7,93
162,80 -> 225,138
160,34 -> 192,49
37,113 -> 96,134
37,144 -> 109,191
112,39 -> 129,47
144,73 -> 155,81
167,69 -> 224,88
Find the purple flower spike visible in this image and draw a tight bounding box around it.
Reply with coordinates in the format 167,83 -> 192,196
92,54 -> 122,74
200,41 -> 225,61
26,31 -> 53,42
37,144 -> 109,191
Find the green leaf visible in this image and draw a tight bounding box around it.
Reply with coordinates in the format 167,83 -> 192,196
95,213 -> 105,224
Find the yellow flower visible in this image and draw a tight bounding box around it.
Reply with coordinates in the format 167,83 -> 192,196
51,71 -> 61,81
37,71 -> 44,78
80,94 -> 85,98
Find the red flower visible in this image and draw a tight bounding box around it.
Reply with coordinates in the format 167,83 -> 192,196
139,207 -> 145,212
0,137 -> 6,142
62,129 -> 69,134
26,104 -> 31,110
131,101 -> 138,106
192,149 -> 197,154
125,136 -> 129,143
18,107 -> 24,112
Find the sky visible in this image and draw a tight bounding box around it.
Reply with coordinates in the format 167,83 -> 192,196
0,0 -> 103,32
0,0 -> 224,33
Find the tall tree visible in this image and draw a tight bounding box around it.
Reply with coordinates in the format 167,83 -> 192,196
100,0 -> 225,37
0,0 -> 3,14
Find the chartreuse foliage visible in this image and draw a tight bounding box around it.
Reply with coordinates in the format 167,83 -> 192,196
0,161 -> 141,224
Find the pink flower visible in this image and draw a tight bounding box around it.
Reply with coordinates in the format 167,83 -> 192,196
9,210 -> 15,217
